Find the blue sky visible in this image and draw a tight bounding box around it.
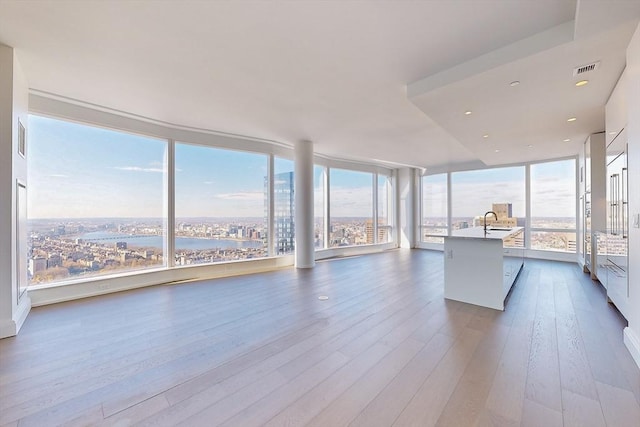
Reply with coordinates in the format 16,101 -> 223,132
28,116 -> 377,219
28,116 -> 166,218
28,115 -> 576,220
175,143 -> 268,218
424,160 -> 576,218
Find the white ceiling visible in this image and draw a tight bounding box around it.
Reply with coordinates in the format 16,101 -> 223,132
0,0 -> 639,171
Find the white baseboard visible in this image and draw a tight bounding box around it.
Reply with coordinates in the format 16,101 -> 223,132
29,256 -> 294,307
0,296 -> 32,339
14,295 -> 31,333
0,319 -> 17,339
623,326 -> 640,370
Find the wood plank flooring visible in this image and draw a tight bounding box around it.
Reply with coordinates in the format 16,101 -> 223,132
1,249 -> 639,426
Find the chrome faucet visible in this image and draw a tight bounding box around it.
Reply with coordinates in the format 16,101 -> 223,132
484,211 -> 498,233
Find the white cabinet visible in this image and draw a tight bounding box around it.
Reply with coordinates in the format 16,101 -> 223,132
604,70 -> 629,320
605,129 -> 629,318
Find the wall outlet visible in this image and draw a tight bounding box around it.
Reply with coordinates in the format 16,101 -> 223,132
634,213 -> 640,228
447,249 -> 453,259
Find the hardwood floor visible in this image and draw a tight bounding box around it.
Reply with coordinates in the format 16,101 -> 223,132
1,249 -> 639,426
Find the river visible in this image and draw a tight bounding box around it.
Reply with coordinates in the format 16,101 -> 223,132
78,231 -> 264,250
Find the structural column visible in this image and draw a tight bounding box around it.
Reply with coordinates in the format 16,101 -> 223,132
0,44 -> 31,338
294,140 -> 315,268
397,167 -> 416,248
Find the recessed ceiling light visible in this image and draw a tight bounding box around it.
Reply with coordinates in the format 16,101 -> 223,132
575,80 -> 589,87
567,117 -> 577,122
527,144 -> 533,148
494,149 -> 500,153
563,138 -> 571,142
510,81 -> 520,87
483,134 -> 489,138
465,111 -> 472,115
609,131 -> 617,135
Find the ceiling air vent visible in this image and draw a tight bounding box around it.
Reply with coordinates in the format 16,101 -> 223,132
573,61 -> 600,76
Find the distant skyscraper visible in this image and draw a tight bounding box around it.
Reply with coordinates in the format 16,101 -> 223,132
28,257 -> 47,277
365,219 -> 388,244
473,202 -> 517,228
493,203 -> 513,219
273,172 -> 295,254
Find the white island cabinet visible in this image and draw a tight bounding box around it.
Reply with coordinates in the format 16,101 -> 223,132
444,227 -> 524,311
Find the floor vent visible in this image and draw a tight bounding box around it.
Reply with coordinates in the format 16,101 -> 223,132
573,61 -> 600,76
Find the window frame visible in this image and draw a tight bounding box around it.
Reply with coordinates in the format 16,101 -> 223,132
26,96 -> 397,293
418,156 -> 579,261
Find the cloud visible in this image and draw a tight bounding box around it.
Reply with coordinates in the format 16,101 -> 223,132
330,186 -> 373,216
114,166 -> 165,173
216,192 -> 264,201
48,174 -> 69,178
204,181 -> 216,185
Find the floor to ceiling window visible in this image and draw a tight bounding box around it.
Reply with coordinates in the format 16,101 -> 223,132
174,143 -> 268,265
530,159 -> 577,252
377,173 -> 393,243
451,166 -> 526,230
27,115 -> 167,285
274,157 -> 295,255
420,159 -> 577,255
421,173 -> 448,244
27,114 -> 397,290
314,165 -> 327,249
329,169 -> 374,247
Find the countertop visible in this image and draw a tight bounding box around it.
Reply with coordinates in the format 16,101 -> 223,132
447,226 -> 524,240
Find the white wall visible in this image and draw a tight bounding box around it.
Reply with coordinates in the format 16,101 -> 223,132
625,22 -> 640,369
0,45 -> 31,338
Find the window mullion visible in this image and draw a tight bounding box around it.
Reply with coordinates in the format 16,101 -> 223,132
268,154 -> 275,257
166,139 -> 175,268
324,167 -> 330,249
373,173 -> 378,243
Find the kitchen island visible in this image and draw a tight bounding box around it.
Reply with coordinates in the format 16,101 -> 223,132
444,226 -> 524,311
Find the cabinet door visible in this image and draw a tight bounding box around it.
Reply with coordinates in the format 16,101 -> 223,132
605,129 -> 628,318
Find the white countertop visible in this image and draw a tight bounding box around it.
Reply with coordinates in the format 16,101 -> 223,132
447,226 -> 523,240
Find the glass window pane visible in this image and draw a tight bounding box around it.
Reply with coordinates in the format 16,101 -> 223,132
27,115 -> 167,285
274,157 -> 295,255
377,174 -> 392,243
422,173 -> 448,239
451,166 -> 525,230
329,169 -> 373,247
531,231 -> 577,252
530,159 -> 576,229
314,165 -> 326,249
174,144 -> 268,264
423,236 -> 445,244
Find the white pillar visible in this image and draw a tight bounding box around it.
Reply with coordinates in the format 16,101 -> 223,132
0,44 -> 31,338
397,167 -> 416,248
294,140 -> 315,268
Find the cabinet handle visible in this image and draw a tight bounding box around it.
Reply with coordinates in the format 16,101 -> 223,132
610,175 -> 615,235
622,167 -> 627,238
